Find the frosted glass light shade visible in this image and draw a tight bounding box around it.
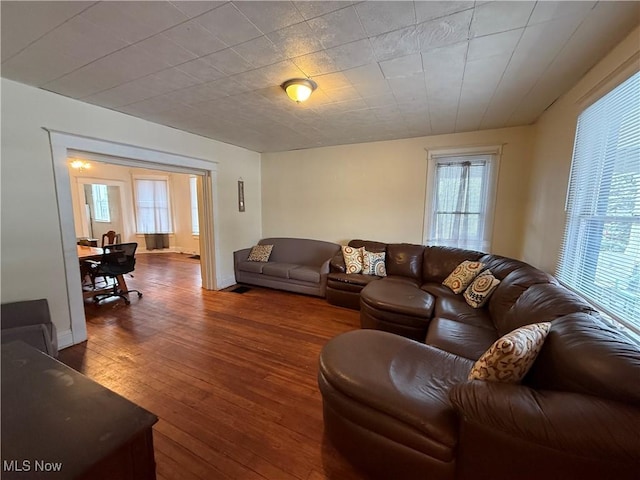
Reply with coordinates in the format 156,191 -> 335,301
282,79 -> 317,103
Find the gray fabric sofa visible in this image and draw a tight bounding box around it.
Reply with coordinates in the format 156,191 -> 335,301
1,298 -> 58,357
233,238 -> 341,297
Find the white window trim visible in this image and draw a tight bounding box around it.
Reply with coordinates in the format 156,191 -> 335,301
423,145 -> 501,251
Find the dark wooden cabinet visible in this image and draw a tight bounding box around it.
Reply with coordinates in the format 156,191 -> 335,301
1,341 -> 158,479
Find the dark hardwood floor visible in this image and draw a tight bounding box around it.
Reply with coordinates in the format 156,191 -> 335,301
58,253 -> 366,480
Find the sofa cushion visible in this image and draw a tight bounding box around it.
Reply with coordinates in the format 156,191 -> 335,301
319,329 -> 475,461
327,272 -> 380,292
386,244 -> 424,281
361,278 -> 434,319
342,245 -> 364,274
426,318 -> 499,361
464,269 -> 500,308
443,260 -> 485,294
430,289 -> 494,330
526,313 -> 640,404
422,246 -> 484,283
261,263 -> 298,279
469,322 -> 551,383
362,250 -> 387,276
237,261 -> 266,274
258,237 -> 340,266
289,266 -> 320,283
247,244 -> 273,262
349,239 -> 387,253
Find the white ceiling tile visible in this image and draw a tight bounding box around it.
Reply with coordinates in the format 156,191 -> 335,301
355,80 -> 392,98
343,63 -> 385,85
292,1 -> 352,21
370,25 -> 419,62
1,42 -> 84,86
388,73 -> 428,103
354,1 -> 416,37
363,93 -> 397,108
176,58 -> 226,83
147,68 -> 202,90
232,36 -> 287,68
416,9 -> 473,52
468,28 -> 523,61
471,1 -> 536,38
163,20 -> 228,57
292,50 -> 338,77
321,85 -> 361,103
169,1 -> 226,18
196,2 -> 262,46
380,53 -> 424,79
205,48 -> 253,75
83,81 -> 161,108
528,1 -> 596,26
1,1 -> 94,60
307,6 -> 368,49
326,39 -> 376,71
233,1 -> 305,34
81,1 -> 188,44
415,1 -> 474,23
267,22 -> 324,58
136,34 -> 197,67
312,72 -> 352,90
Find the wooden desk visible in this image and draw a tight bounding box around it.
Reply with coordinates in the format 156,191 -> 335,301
1,341 -> 158,479
77,246 -> 129,301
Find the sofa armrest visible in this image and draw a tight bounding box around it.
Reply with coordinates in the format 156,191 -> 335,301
329,252 -> 346,273
449,381 -> 640,479
233,248 -> 252,267
320,258 -> 332,275
2,325 -> 57,357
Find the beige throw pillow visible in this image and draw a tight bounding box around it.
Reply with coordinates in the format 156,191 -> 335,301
443,260 -> 485,294
464,269 -> 500,308
342,246 -> 364,274
468,322 -> 551,383
362,250 -> 387,276
247,244 -> 273,262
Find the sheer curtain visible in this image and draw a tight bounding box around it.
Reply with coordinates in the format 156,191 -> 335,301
429,155 -> 492,251
134,179 -> 172,234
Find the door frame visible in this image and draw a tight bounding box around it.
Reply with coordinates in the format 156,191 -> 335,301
47,129 -> 220,346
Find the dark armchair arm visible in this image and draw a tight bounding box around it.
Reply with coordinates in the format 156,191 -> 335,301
329,252 -> 346,273
449,380 -> 640,480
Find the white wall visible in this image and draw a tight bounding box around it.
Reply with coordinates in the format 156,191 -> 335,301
261,126 -> 534,260
522,26 -> 640,274
1,79 -> 261,341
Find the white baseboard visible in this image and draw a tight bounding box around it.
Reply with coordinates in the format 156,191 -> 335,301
57,329 -> 75,350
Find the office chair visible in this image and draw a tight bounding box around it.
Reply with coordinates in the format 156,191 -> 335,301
90,242 -> 143,305
101,230 -> 121,247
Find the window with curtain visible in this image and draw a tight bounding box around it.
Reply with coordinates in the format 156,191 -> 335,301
134,177 -> 173,234
189,176 -> 199,235
557,71 -> 640,335
91,184 -> 110,223
424,149 -> 499,251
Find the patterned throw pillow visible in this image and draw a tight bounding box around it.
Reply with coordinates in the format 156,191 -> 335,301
247,244 -> 273,262
468,322 -> 551,383
342,246 -> 364,274
362,250 -> 387,276
443,260 -> 486,293
464,269 -> 500,308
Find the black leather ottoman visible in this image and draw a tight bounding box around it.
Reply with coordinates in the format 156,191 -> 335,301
360,278 -> 435,341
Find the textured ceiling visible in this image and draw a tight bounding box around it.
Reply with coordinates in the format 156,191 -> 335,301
2,1 -> 639,153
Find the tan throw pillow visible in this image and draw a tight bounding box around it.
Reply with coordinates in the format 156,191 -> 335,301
464,269 -> 500,308
443,260 -> 485,293
247,244 -> 273,262
362,250 -> 387,276
342,246 -> 364,274
469,322 -> 551,383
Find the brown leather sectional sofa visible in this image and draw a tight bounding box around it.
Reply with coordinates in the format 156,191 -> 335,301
319,240 -> 640,480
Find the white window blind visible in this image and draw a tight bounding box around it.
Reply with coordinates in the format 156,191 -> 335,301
134,177 -> 173,234
425,149 -> 499,251
189,176 -> 199,235
557,71 -> 640,333
91,184 -> 110,223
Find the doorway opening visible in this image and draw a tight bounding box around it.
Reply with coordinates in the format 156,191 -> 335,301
49,130 -> 220,347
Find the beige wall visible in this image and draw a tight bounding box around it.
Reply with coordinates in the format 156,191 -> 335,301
1,79 -> 261,343
522,26 -> 640,274
262,126 -> 534,259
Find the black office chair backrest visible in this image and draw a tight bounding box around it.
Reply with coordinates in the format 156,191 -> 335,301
101,242 -> 137,276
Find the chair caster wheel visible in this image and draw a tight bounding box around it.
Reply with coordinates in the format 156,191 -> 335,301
124,299 -> 131,305
138,293 -> 143,298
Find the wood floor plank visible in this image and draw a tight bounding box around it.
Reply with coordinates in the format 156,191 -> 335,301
58,253 -> 365,480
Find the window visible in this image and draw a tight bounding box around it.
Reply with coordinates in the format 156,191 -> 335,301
424,147 -> 500,251
190,176 -> 199,235
557,71 -> 640,335
91,184 -> 110,223
134,177 -> 173,234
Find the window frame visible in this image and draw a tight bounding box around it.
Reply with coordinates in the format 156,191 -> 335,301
189,176 -> 200,236
423,145 -> 501,252
90,183 -> 111,223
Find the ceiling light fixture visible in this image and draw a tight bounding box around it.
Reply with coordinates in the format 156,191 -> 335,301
69,159 -> 91,171
282,78 -> 317,103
